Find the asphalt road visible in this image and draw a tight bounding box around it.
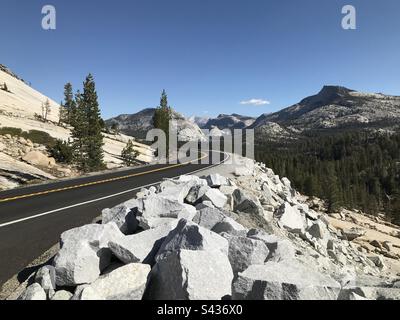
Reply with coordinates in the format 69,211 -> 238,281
0,151 -> 226,287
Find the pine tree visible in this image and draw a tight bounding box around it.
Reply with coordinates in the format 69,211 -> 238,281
82,74 -> 105,171
71,90 -> 89,171
59,102 -> 68,125
3,82 -> 8,92
153,89 -> 172,153
63,83 -> 76,125
121,140 -> 139,166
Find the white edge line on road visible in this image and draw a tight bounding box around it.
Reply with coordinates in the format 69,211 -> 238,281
0,152 -> 230,229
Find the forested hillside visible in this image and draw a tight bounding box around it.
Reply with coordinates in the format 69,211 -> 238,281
255,130 -> 400,224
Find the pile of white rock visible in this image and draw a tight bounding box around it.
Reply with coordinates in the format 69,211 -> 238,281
18,160 -> 400,300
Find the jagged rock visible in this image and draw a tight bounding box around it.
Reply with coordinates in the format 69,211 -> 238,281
260,184 -> 278,207
370,240 -> 382,249
35,265 -> 56,297
177,175 -> 208,185
202,188 -> 228,208
368,255 -> 385,269
195,201 -> 215,210
102,204 -> 138,234
307,220 -> 330,242
109,220 -> 179,265
296,203 -> 319,221
185,185 -> 210,205
205,174 -> 229,188
54,240 -> 103,287
275,202 -> 306,233
146,249 -> 233,300
212,217 -> 247,236
53,223 -> 123,287
232,261 -> 340,300
219,186 -> 237,210
232,189 -> 263,215
342,227 -> 366,241
383,241 -> 393,252
77,287 -> 103,300
155,219 -> 229,262
18,283 -> 47,300
247,229 -> 296,262
158,180 -> 196,203
51,290 -> 73,300
192,207 -> 226,230
340,286 -> 400,300
235,167 -> 253,177
136,195 -> 196,229
79,264 -> 151,300
219,186 -> 237,196
70,285 -> 89,300
226,235 -> 269,274
281,177 -> 291,189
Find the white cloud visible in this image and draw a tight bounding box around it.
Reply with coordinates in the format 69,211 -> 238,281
240,98 -> 270,106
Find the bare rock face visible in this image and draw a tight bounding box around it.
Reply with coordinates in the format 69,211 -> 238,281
212,217 -> 248,236
146,249 -> 233,300
35,265 -> 56,298
206,174 -> 229,188
108,220 -> 179,265
102,204 -> 139,235
202,188 -> 228,209
185,185 -> 210,205
79,264 -> 151,300
136,195 -> 196,229
51,290 -> 73,300
53,223 -> 123,287
342,227 -> 367,241
192,207 -> 227,230
155,219 -> 229,262
225,235 -> 270,274
22,150 -> 56,168
275,202 -> 306,233
232,189 -> 264,216
158,179 -> 197,203
232,261 -> 341,300
18,283 -> 47,300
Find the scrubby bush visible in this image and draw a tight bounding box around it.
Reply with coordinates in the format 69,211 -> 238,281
22,130 -> 55,147
0,127 -> 23,136
0,127 -> 56,147
47,139 -> 73,164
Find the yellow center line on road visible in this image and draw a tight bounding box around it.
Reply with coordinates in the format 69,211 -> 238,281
0,152 -> 209,204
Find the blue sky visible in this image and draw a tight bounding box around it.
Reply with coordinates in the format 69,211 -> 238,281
1,0 -> 400,119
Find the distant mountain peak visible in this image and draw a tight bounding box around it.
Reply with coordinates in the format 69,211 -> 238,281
299,85 -> 354,106
253,85 -> 400,133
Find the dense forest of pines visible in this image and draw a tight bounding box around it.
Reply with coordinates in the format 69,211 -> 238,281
255,130 -> 400,224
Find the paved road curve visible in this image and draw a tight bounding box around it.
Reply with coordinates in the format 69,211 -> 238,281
0,151 -> 226,287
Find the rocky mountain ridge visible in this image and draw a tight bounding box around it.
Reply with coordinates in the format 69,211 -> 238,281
13,157 -> 400,300
251,86 -> 400,139
106,108 -> 207,142
201,113 -> 256,130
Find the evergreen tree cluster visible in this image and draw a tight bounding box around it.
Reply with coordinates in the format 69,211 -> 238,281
59,74 -> 105,172
255,130 -> 400,224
